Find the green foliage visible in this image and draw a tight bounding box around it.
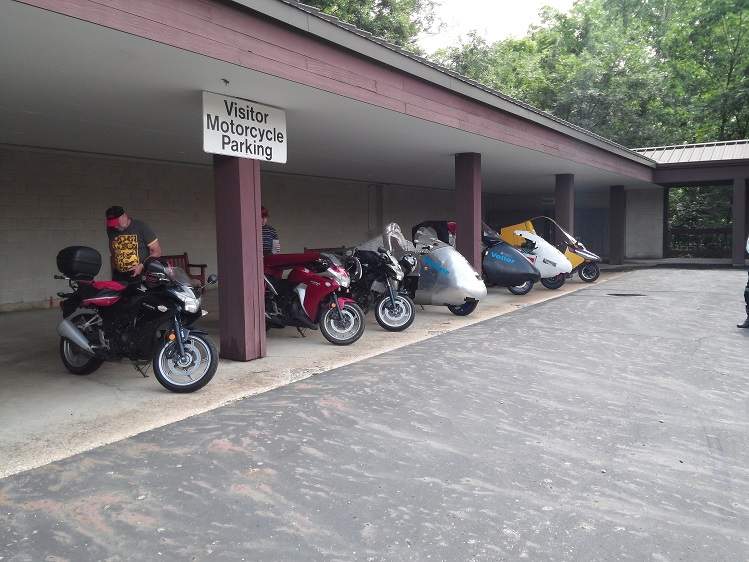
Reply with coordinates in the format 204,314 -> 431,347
428,0 -> 749,147
669,186 -> 733,228
302,0 -> 440,53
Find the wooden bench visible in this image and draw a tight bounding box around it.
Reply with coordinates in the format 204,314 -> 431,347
110,252 -> 207,292
303,245 -> 346,255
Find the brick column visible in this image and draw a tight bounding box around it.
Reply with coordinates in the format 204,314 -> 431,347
555,174 -> 574,244
213,155 -> 265,361
733,177 -> 748,266
455,153 -> 482,270
609,185 -> 625,265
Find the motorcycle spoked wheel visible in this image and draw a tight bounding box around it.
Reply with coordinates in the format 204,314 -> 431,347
540,274 -> 566,290
60,313 -> 104,375
446,301 -> 479,316
507,280 -> 534,295
319,302 -> 366,345
578,262 -> 600,282
374,293 -> 415,332
153,332 -> 218,393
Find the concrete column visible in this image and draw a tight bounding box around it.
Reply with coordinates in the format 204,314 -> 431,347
455,153 -> 482,270
609,185 -> 626,265
555,174 -> 574,244
213,155 -> 265,361
732,177 -> 748,266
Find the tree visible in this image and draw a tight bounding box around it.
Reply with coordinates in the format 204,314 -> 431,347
661,0 -> 749,141
428,0 -> 749,147
302,0 -> 441,53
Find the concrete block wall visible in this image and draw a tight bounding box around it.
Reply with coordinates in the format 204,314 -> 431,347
0,148 -> 215,311
260,176 -> 454,252
0,148 -> 459,310
625,188 -> 665,258
260,174 -> 373,252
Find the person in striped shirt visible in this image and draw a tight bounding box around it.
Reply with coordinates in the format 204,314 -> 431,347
261,205 -> 279,255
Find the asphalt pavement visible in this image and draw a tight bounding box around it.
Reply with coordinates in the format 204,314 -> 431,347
1,268 -> 748,561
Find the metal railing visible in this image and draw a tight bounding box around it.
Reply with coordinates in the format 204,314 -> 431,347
667,227 -> 732,258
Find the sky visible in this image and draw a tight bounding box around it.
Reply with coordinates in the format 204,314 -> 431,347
417,0 -> 576,53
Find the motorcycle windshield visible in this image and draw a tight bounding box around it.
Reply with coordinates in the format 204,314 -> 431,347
555,223 -> 578,245
383,223 -> 416,256
168,266 -> 194,289
413,227 -> 442,250
481,222 -> 504,245
319,252 -> 343,267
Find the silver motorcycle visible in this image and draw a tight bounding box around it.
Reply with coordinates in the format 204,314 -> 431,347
378,223 -> 487,316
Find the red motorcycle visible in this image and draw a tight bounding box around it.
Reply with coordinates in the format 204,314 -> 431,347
264,251 -> 366,345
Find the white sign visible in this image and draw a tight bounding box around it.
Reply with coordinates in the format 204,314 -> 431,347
202,92 -> 287,163
540,197 -> 556,206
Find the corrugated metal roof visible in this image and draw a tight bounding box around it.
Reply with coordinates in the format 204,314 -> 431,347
633,140 -> 749,163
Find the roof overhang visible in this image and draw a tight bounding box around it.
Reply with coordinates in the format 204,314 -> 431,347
1,0 -> 662,195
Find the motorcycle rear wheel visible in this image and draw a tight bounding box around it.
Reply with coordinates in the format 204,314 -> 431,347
153,332 -> 218,393
446,301 -> 479,316
59,313 -> 104,375
374,293 -> 415,332
578,262 -> 600,282
540,274 -> 566,290
320,302 -> 365,345
507,280 -> 533,295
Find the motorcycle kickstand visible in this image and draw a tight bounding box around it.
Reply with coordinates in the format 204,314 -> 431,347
296,327 -> 307,337
134,364 -> 150,378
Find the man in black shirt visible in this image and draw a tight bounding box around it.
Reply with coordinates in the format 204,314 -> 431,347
106,205 -> 162,283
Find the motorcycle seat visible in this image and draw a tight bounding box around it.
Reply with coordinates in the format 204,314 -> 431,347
91,280 -> 127,291
77,280 -> 127,307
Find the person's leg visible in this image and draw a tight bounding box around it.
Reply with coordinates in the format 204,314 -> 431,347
738,271 -> 749,328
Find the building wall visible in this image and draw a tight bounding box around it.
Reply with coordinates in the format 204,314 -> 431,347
625,188 -> 664,258
0,148 -> 215,310
0,148 -> 457,310
0,146 -> 668,310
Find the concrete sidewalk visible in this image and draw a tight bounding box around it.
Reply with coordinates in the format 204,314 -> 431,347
0,272 -> 615,479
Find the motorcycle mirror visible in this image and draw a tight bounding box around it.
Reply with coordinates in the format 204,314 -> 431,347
377,246 -> 387,253
207,274 -> 219,284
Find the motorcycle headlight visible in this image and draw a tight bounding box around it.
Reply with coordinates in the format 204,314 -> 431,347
328,265 -> 350,288
182,296 -> 200,314
172,288 -> 201,313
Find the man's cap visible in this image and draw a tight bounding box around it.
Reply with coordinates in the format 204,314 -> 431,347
261,206 -> 269,217
106,206 -> 125,227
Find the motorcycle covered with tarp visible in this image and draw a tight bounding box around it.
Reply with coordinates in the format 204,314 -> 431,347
360,223 -> 487,316
410,220 -> 541,296
499,219 -> 573,290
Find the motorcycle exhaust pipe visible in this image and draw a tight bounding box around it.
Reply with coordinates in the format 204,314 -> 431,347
56,318 -> 95,356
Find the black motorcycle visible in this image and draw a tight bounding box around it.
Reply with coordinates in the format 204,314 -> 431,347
55,246 -> 218,393
346,247 -> 416,332
481,223 -> 541,295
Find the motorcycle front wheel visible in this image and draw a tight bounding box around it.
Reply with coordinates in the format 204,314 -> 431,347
507,280 -> 533,295
446,301 -> 479,316
578,262 -> 600,282
59,313 -> 104,375
374,293 -> 415,332
153,332 -> 218,393
540,274 -> 566,290
319,302 -> 365,345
